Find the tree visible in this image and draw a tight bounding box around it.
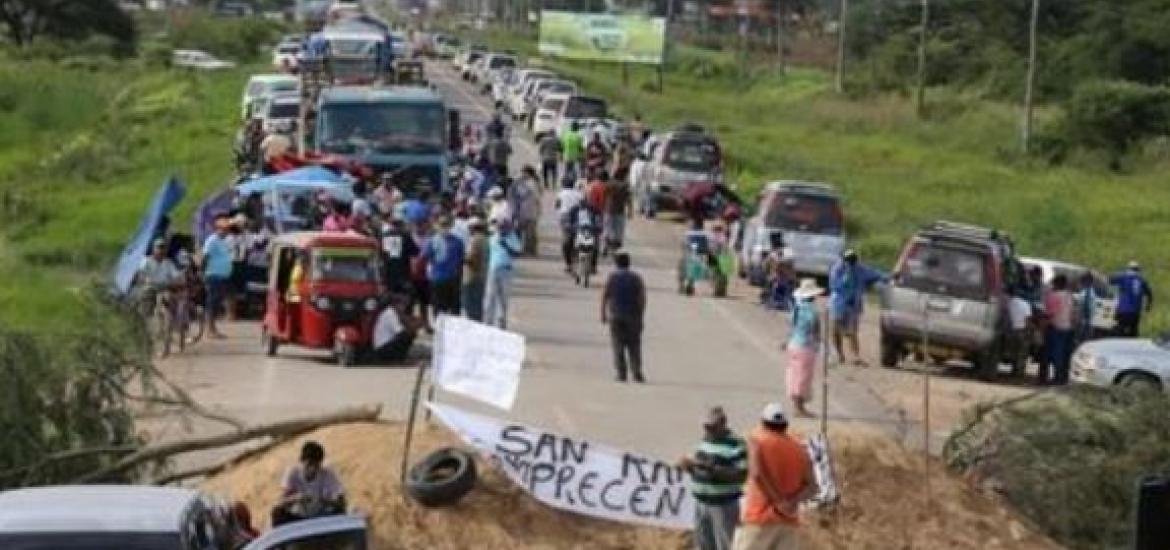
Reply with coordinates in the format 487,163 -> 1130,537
0,0 -> 136,51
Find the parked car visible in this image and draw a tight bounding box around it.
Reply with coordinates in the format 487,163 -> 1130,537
633,129 -> 723,215
1020,256 -> 1118,334
458,50 -> 485,80
258,92 -> 300,134
431,33 -> 460,58
507,68 -> 554,119
490,68 -> 516,108
531,93 -> 571,138
0,485 -> 368,549
524,79 -> 577,128
272,40 -> 302,71
173,49 -> 235,71
739,182 -> 845,280
879,221 -> 1022,380
240,73 -> 298,120
1072,334 -> 1170,392
477,53 -> 518,92
553,95 -> 609,139
586,15 -> 627,51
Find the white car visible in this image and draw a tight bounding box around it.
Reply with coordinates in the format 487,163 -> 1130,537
1072,335 -> 1170,392
490,68 -> 515,107
272,40 -> 302,71
240,73 -> 299,120
524,79 -> 577,128
507,69 -> 554,119
172,49 -> 235,71
259,92 -> 300,134
460,50 -> 485,80
0,485 -> 368,549
1020,256 -> 1118,333
479,53 -> 518,93
553,95 -> 610,139
531,92 -> 571,139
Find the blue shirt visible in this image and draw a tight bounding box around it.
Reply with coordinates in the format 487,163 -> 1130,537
403,199 -> 429,225
604,268 -> 645,321
1110,270 -> 1152,314
788,299 -> 820,349
201,234 -> 233,279
829,260 -> 885,318
422,232 -> 465,283
488,232 -> 521,272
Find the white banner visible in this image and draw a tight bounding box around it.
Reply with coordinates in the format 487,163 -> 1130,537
428,403 -> 694,530
432,315 -> 526,410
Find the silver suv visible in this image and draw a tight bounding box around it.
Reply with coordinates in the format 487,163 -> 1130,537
879,221 -> 1023,380
739,181 -> 845,279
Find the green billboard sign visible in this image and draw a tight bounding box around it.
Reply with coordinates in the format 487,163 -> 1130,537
538,10 -> 665,65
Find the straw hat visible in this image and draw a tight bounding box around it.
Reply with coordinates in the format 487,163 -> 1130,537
793,278 -> 825,300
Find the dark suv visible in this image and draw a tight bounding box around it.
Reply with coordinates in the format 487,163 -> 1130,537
879,221 -> 1024,380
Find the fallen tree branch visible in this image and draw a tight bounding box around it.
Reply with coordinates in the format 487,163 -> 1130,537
151,432 -> 298,486
0,445 -> 139,482
75,405 -> 382,484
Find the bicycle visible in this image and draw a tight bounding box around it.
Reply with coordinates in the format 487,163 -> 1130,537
148,289 -> 176,358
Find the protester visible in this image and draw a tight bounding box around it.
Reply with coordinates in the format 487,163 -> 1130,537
1110,261 -> 1154,337
629,113 -> 647,146
485,113 -> 506,141
227,215 -> 249,319
786,279 -> 824,418
486,186 -> 512,228
1008,291 -> 1033,375
421,215 -> 466,317
321,198 -> 350,232
538,130 -> 562,189
561,121 -> 584,184
1040,274 -> 1075,386
1076,271 -> 1099,342
585,170 -> 609,212
259,132 -> 292,174
201,215 -> 234,339
483,220 -> 522,328
584,131 -> 610,178
462,218 -> 490,322
271,441 -> 347,527
134,238 -> 181,317
373,174 -> 403,217
827,250 -> 886,366
556,182 -> 586,273
564,193 -> 602,276
510,166 -> 541,255
679,406 -> 748,550
601,252 -> 646,383
372,296 -> 424,362
484,132 -> 512,179
603,171 -> 632,254
732,403 -> 815,550
408,222 -> 433,333
380,217 -> 418,297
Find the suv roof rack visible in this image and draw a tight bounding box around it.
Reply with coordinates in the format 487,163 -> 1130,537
923,220 -> 1000,242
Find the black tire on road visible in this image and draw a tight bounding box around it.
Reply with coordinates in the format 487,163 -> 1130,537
406,448 -> 478,507
880,334 -> 900,369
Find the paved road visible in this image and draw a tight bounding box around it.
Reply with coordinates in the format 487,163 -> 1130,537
155,62 -> 928,468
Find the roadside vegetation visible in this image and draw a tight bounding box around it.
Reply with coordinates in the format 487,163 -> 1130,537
0,5 -> 284,485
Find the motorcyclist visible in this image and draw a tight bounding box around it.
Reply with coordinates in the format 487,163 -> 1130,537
561,195 -> 601,276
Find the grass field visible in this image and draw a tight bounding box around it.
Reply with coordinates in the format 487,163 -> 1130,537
476,28 -> 1170,332
0,57 -> 248,330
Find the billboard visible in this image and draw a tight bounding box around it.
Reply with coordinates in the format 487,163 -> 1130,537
539,10 -> 666,64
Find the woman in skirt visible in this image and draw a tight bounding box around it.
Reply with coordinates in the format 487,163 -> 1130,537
786,279 -> 825,418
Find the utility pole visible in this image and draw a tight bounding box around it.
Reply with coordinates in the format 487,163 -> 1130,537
915,0 -> 930,118
775,0 -> 786,73
834,0 -> 848,94
1021,0 -> 1040,154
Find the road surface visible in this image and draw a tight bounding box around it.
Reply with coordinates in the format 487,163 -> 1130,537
155,61 -> 1031,470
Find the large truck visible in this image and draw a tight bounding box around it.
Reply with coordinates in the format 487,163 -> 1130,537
308,86 -> 449,196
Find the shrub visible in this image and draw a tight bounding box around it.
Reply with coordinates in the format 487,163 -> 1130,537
945,389 -> 1170,549
1050,80 -> 1170,168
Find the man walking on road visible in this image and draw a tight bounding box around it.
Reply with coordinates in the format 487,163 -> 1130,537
462,219 -> 489,322
732,403 -> 815,550
1110,260 -> 1153,337
421,215 -> 466,316
601,252 -> 646,382
561,121 -> 584,185
201,215 -> 234,339
680,406 -> 748,550
538,131 -> 562,189
828,249 -> 886,366
484,220 -> 522,329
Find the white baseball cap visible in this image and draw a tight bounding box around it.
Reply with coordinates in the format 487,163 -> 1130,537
761,402 -> 788,425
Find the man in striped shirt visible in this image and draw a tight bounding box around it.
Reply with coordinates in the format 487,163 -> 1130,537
679,406 -> 748,550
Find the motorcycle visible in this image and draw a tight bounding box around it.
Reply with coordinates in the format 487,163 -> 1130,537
574,224 -> 597,288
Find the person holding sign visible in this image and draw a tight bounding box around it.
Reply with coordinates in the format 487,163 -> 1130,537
679,406 -> 748,550
732,403 -> 816,550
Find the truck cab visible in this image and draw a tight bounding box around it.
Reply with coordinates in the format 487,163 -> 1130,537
312,86 -> 448,196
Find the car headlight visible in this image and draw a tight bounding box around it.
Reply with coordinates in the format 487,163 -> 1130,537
1090,355 -> 1109,372
364,298 -> 379,311
313,296 -> 331,310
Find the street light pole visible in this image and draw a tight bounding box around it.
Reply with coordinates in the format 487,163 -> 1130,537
1021,0 -> 1040,154
834,0 -> 848,93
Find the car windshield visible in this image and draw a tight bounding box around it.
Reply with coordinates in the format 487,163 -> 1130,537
764,192 -> 843,235
1049,265 -> 1114,299
565,97 -> 607,119
269,102 -> 299,119
490,57 -> 516,69
330,38 -> 379,56
279,45 -> 300,54
312,249 -> 380,283
900,243 -> 990,301
271,81 -> 298,93
318,102 -> 445,155
664,139 -> 719,172
546,83 -> 575,95
541,98 -> 565,111
330,58 -> 380,80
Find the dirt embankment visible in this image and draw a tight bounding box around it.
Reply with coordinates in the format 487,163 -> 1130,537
203,422 -> 1059,550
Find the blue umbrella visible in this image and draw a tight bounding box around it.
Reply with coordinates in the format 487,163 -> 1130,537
235,167 -> 354,202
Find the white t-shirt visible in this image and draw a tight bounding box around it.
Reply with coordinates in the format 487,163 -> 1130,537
1009,296 -> 1032,330
138,256 -> 179,289
260,133 -> 292,161
282,465 -> 345,517
373,307 -> 405,348
556,188 -> 583,218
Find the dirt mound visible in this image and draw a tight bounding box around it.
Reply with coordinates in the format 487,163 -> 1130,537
203,422 -> 1058,550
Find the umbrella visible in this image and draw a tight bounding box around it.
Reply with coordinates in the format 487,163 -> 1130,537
235,166 -> 354,202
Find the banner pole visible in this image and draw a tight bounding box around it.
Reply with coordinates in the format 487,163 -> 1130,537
399,359 -> 429,486
820,301 -> 829,434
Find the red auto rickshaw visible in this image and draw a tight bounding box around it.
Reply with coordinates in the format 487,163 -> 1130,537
262,231 -> 386,366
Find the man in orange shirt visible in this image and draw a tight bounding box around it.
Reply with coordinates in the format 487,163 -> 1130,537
732,403 -> 816,550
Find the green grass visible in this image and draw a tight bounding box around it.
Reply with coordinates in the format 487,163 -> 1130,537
482,29 -> 1170,331
0,57 -> 252,330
